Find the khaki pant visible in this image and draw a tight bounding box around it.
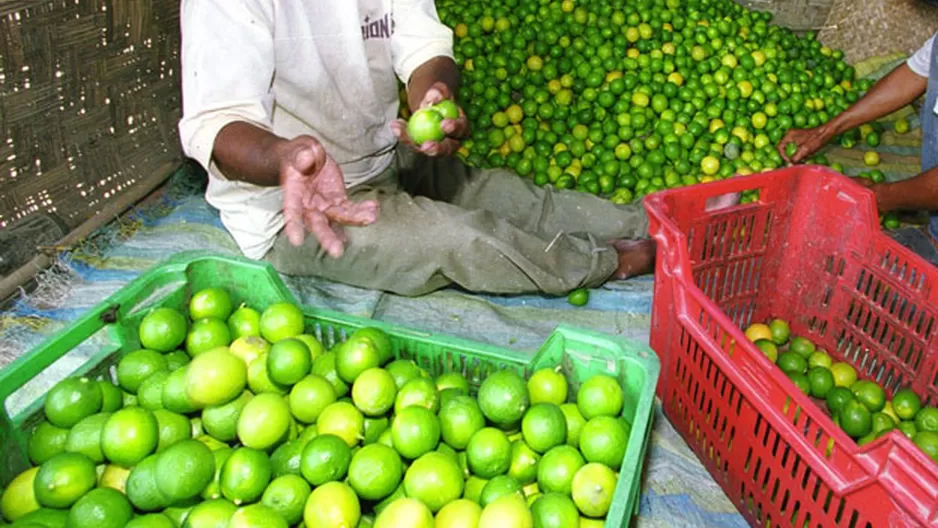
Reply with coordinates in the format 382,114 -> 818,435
265,149 -> 649,296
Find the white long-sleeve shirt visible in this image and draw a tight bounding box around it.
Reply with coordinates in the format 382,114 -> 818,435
178,0 -> 453,259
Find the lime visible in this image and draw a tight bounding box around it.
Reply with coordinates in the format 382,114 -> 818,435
914,431 -> 938,462
267,338 -> 312,386
229,336 -> 270,368
259,303 -> 305,343
316,401 -> 365,447
165,349 -> 192,372
385,359 -> 424,389
840,400 -> 873,439
34,452 -> 97,509
350,327 -> 394,364
288,374 -> 336,424
229,504 -> 288,528
403,451 -> 465,512
394,377 -> 440,414
790,336 -> 816,358
436,372 -> 470,394
754,340 -> 778,363
537,445 -> 585,495
439,394 -> 486,450
560,403 -> 587,446
852,380 -> 886,413
97,464 -> 130,493
808,350 -> 833,369
125,454 -> 170,512
65,487 -> 132,528
576,375 -> 623,419
162,505 -> 194,527
882,401 -> 902,424
777,352 -> 807,375
294,334 -> 325,362
247,354 -> 288,396
894,118 -> 911,134
237,393 -> 292,450
335,335 -> 382,384
391,406 -> 441,460
521,403 -> 567,454
571,463 -> 616,517
826,386 -> 855,416
97,380 -> 123,412
364,416 -> 390,445
186,318 -> 232,356
301,434 -> 352,486
435,499 -> 482,528
269,439 -> 304,478
788,373 -> 811,395
127,513 -> 176,528
579,416 -> 628,470
374,482 -> 407,515
864,151 -> 880,166
567,288 -> 590,306
12,508 -> 69,527
830,362 -> 858,388
807,367 -> 835,399
117,349 -> 168,394
139,307 -> 188,352
153,409 -> 193,452
479,493 -> 533,528
163,367 -> 200,414
228,306 -> 262,340
202,390 -> 252,442
527,367 -> 568,406
348,444 -> 403,501
1,467 -> 39,521
508,439 -> 540,486
261,475 -> 311,526
220,447 -> 272,504
768,319 -> 790,345
183,498 -> 237,528
352,367 -> 398,416
480,474 -> 522,507
190,288 -> 233,321
101,407 -> 159,466
744,323 -> 773,343
303,482 -> 361,528
62,413 -> 108,467
871,412 -> 896,437
466,427 -> 512,478
44,377 -> 103,428
531,492 -> 579,528
478,371 -> 530,426
138,370 -> 169,410
311,352 -> 351,397
463,475 -> 488,503
155,439 -> 215,502
202,447 -> 234,500
374,498 -> 434,528
915,407 -> 938,433
892,389 -> 923,421
28,422 -> 68,465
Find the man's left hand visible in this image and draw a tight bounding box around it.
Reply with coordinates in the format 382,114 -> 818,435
391,82 -> 469,157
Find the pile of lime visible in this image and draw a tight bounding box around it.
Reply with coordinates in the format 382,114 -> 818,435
423,0 -> 875,203
2,287 -> 636,527
744,319 -> 938,460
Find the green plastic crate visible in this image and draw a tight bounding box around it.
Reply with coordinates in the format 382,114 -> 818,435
0,252 -> 660,525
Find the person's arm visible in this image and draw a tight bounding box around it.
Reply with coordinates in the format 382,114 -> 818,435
406,56 -> 461,112
778,63 -> 927,163
870,167 -> 938,212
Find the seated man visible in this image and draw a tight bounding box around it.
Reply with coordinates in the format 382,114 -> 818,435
178,0 -> 656,297
779,32 -> 938,265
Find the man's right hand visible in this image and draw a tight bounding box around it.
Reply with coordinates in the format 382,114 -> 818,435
777,124 -> 836,164
278,136 -> 379,258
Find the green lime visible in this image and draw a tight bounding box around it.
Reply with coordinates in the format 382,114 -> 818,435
777,352 -> 807,375
269,439 -> 304,478
768,319 -> 790,345
127,513 -> 176,528
12,507 -> 69,527
567,288 -> 589,306
788,372 -> 811,395
915,407 -> 938,432
335,335 -> 382,384
202,390 -> 253,442
221,447 -> 272,505
403,452 -> 465,512
288,374 -> 336,424
391,406 -> 441,460
463,476 -> 488,503
560,403 -> 587,446
576,374 -> 623,419
893,389 -> 923,421
267,338 -> 312,386
28,422 -> 68,465
201,447 -> 234,500
531,492 -> 579,528
521,403 -> 567,454
394,376 -> 440,414
807,367 -> 835,399
64,412 -> 111,463
316,401 -> 364,447
352,367 -> 398,416
247,354 -> 288,396
348,444 -> 403,501
303,482 -> 360,528
852,380 -> 886,413
117,349 -> 168,394
311,352 -> 350,397
789,336 -> 816,358
480,475 -> 522,507
228,306 -> 262,340
165,349 -> 192,372
527,367 -> 568,405
162,505 -> 194,527
237,393 -> 292,450
435,499 -> 482,528
34,452 -> 97,509
364,416 -> 390,445
139,307 -> 188,352
44,377 -> 103,428
466,427 -> 512,478
97,380 -> 123,412
138,370 -> 169,410
125,454 -> 170,512
259,303 -> 305,344
374,497 -> 433,528
537,445 -> 585,495
301,434 -> 352,486
186,318 -> 232,356
808,350 -> 833,369
155,439 -> 215,502
571,463 -> 617,517
183,498 -> 237,528
385,359 -> 424,389
374,483 -> 407,515
1,467 -> 40,521
840,400 -> 873,439
436,372 -> 470,394
827,387 -> 855,416
478,371 -> 530,426
478,493 -> 533,527
229,504 -> 288,528
897,421 -> 918,440
754,340 -> 778,363
871,412 -> 896,437
914,431 -> 938,462
64,487 -> 132,528
349,327 -> 393,364
261,475 -> 311,526
163,367 -> 200,414
153,409 -> 192,452
507,440 -> 540,485
101,407 -> 159,466
579,416 -> 628,470
439,394 -> 486,450
190,288 -> 233,321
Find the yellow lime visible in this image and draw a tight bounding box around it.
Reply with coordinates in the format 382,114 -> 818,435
1,467 -> 40,521
229,504 -> 288,528
527,367 -> 568,405
303,482 -> 361,528
435,499 -> 482,528
576,375 -> 623,419
479,493 -> 533,528
374,498 -> 434,528
229,336 -> 271,368
830,362 -> 858,388
571,463 -> 617,517
237,393 -> 292,450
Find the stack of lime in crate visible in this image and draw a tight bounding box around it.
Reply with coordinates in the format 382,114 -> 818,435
1,286 -> 642,527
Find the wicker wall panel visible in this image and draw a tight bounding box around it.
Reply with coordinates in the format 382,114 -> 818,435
820,0 -> 938,63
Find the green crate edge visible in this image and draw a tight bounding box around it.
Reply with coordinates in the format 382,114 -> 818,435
0,251 -> 660,526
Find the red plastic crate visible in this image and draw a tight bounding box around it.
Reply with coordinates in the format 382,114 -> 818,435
644,166 -> 938,528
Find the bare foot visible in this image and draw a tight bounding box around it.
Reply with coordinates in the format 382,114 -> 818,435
610,239 -> 656,280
